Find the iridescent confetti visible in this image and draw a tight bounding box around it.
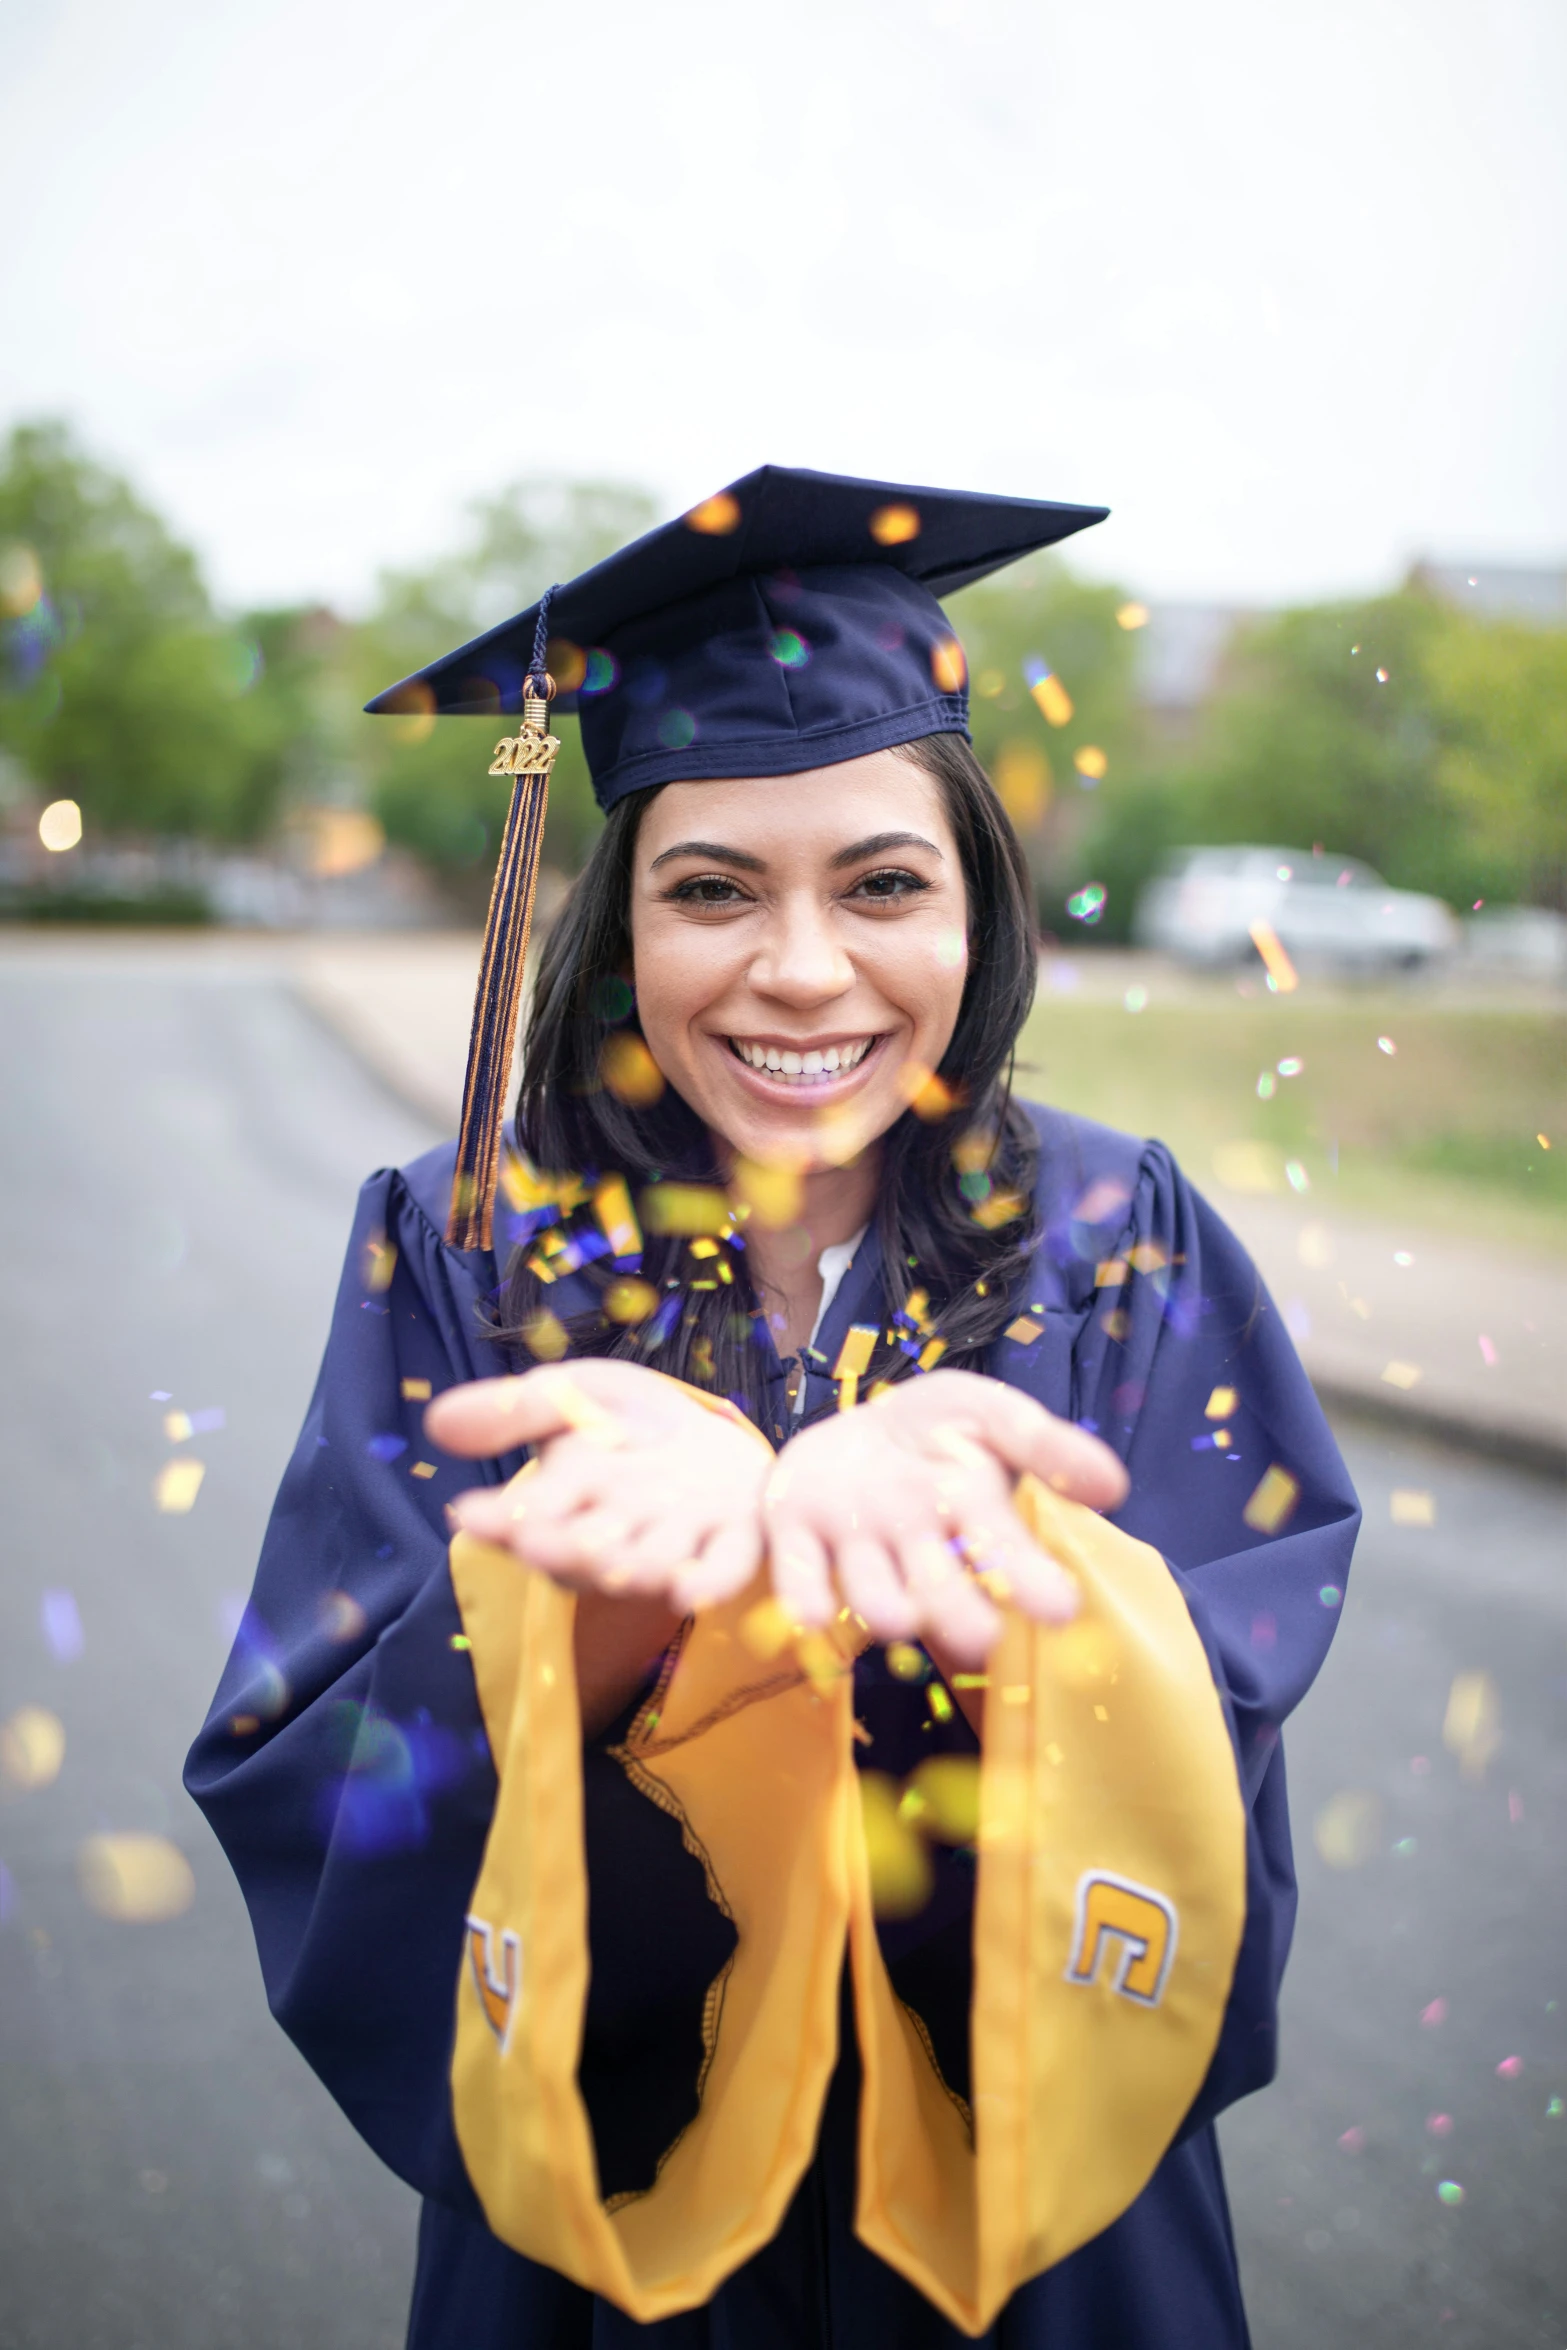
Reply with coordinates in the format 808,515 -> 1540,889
1436,2181 -> 1464,2207
1248,919 -> 1299,993
1023,656 -> 1073,726
1426,2113 -> 1454,2136
1377,1035 -> 1397,1056
1422,1998 -> 1448,2026
1496,2056 -> 1523,2079
40,1590 -> 83,1663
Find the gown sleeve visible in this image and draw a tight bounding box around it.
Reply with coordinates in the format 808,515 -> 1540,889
183,1150 -> 735,2207
1071,1136 -> 1362,2131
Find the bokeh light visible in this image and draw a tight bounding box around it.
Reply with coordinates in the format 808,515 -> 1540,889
38,799 -> 82,852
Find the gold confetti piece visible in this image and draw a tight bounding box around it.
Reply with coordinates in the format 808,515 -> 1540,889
1093,1703 -> 1110,1722
400,1377 -> 432,1402
1205,1386 -> 1238,1420
930,637 -> 966,693
77,1833 -> 195,1922
521,1311 -> 568,1363
410,1461 -> 438,1481
1005,1315 -> 1044,1344
363,1233 -> 397,1293
1248,918 -> 1299,993
928,1684 -> 954,1724
1381,1360 -> 1423,1391
689,1236 -> 720,1259
859,1772 -> 934,1918
1243,1464 -> 1300,1536
1212,1139 -> 1282,1194
885,1642 -> 926,1682
1029,670 -> 1073,727
833,1325 -> 879,1382
684,491 -> 741,535
731,1155 -> 805,1230
1094,1258 -> 1128,1288
1001,1684 -> 1031,1706
1,1705 -> 65,1790
1116,601 -> 1149,630
448,1633 -> 471,1652
639,1183 -> 730,1236
320,1591 -> 367,1641
1213,1428 -> 1231,1449
1391,1488 -> 1436,1527
162,1409 -> 193,1443
897,1059 -> 959,1121
918,1337 -> 948,1372
908,1755 -> 981,1843
1127,1242 -> 1168,1275
600,1033 -> 665,1107
1100,1308 -> 1129,1342
837,1375 -> 861,1412
951,1672 -> 989,1690
1444,1671 -> 1500,1780
1073,744 -> 1108,780
604,1276 -> 658,1325
740,1597 -> 797,1661
1044,1741 -> 1064,1767
154,1459 -> 205,1515
869,501 -> 921,545
593,1174 -> 642,1259
903,1287 -> 932,1331
1049,1619 -> 1119,1691
971,1190 -> 1027,1230
1313,1790 -> 1381,1869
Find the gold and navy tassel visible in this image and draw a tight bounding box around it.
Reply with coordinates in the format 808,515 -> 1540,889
447,594 -> 562,1251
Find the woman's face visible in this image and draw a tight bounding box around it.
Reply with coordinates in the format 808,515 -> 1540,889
629,750 -> 969,1172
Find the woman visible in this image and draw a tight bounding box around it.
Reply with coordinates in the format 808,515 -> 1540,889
188,468 -> 1359,2348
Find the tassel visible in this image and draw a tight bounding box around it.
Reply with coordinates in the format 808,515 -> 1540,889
447,594 -> 562,1250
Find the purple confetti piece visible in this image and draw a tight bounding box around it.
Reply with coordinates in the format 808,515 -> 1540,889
40,1589 -> 84,1663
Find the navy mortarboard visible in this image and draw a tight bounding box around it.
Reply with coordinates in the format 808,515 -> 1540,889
367,464 -> 1107,1247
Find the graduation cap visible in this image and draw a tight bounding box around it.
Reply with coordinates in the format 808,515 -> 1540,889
367,464 -> 1107,1249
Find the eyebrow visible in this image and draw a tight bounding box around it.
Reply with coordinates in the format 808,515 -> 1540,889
649,830 -> 943,874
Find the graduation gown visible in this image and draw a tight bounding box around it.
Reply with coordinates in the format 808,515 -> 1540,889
185,1104 -> 1359,2348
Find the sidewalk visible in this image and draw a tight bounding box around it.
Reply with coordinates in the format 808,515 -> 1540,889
289,933 -> 1565,1474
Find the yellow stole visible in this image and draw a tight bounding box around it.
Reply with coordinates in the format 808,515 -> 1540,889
447,1466 -> 1244,2335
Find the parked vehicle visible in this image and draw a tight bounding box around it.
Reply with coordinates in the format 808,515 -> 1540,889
1133,845 -> 1459,970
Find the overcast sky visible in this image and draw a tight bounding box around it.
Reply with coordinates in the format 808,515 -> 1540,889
2,0 -> 1562,617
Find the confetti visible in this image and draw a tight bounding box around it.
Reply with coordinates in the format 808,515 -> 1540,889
897,1060 -> 960,1121
0,1705 -> 65,1791
1248,919 -> 1299,992
859,1772 -> 934,1917
1124,985 -> 1148,1013
1206,1386 -> 1238,1420
1066,882 -> 1106,925
639,1183 -> 730,1236
40,1590 -> 83,1663
1243,1464 -> 1300,1535
927,1684 -> 954,1725
601,1034 -> 665,1106
684,492 -> 741,535
1477,1335 -> 1497,1366
1338,2126 -> 1366,2152
739,1597 -> 797,1661
1422,1998 -> 1448,2026
522,1311 -> 568,1364
410,1461 -> 437,1480
1436,2181 -> 1463,2208
1277,1057 -> 1304,1078
918,1338 -> 948,1372
1508,1790 -> 1524,1822
400,1377 -> 432,1402
363,1233 -> 397,1293
77,1834 -> 195,1922
1496,2056 -> 1523,2079
1381,1361 -> 1422,1390
885,1642 -> 929,1683
1257,1071 -> 1276,1101
319,1591 -> 368,1641
1285,1161 -> 1310,1194
593,1174 -> 642,1258
869,502 -> 920,545
1376,1035 -> 1396,1056
1115,601 -> 1149,630
604,1276 -> 659,1325
1443,1672 -> 1499,1780
1005,1316 -> 1044,1344
1390,1489 -> 1436,1527
1073,745 -> 1107,781
1313,1790 -> 1380,1868
1023,656 -> 1073,726
930,638 -> 966,693
154,1459 -> 205,1514
907,1755 -> 981,1842
1426,2113 -> 1454,2136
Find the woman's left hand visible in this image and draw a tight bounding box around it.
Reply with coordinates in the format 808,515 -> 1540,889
762,1369 -> 1128,1668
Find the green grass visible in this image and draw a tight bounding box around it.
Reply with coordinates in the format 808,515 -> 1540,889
1013,992 -> 1567,1255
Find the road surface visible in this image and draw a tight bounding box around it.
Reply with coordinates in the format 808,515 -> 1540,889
0,946 -> 1560,2349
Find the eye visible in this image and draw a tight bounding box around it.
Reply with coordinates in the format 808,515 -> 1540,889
847,866 -> 929,903
666,872 -> 752,906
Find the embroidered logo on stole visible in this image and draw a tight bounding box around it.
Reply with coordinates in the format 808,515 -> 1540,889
466,1915 -> 522,2051
1065,1871 -> 1178,2007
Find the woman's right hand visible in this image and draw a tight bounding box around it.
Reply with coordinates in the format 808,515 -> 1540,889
426,1360 -> 771,1616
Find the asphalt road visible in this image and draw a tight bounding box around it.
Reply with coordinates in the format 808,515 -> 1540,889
0,950 -> 1561,2350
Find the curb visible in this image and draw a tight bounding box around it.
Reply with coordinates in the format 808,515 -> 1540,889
1312,1379 -> 1566,1482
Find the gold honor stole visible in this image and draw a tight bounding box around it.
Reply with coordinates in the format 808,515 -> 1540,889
447,1452 -> 1245,2336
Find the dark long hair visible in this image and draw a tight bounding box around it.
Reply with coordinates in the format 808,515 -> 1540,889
495,733 -> 1042,1412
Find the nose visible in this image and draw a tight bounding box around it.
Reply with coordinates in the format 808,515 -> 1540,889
748,891 -> 855,1009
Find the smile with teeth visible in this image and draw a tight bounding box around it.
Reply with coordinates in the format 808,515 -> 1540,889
728,1036 -> 877,1084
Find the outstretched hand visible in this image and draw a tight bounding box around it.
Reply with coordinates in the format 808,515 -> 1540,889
426,1359 -> 771,1615
764,1370 -> 1128,1668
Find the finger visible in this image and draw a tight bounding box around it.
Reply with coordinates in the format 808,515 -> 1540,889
834,1535 -> 919,1644
917,1375 -> 1128,1512
897,1530 -> 1001,1669
767,1521 -> 837,1629
427,1361 -> 700,1460
612,1509 -> 712,1594
673,1516 -> 765,1613
951,1504 -> 1079,1626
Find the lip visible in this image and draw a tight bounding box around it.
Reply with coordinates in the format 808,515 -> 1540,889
712,1030 -> 892,1101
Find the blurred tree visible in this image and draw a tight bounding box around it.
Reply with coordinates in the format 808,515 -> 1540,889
355,480 -> 658,890
0,420 -> 292,839
1423,613 -> 1567,911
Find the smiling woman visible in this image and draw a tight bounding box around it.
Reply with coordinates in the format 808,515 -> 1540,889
187,467 -> 1360,2350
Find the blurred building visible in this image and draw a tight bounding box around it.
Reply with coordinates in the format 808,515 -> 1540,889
1407,558 -> 1567,624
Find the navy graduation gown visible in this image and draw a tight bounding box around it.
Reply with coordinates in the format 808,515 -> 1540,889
186,1104 -> 1359,2347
